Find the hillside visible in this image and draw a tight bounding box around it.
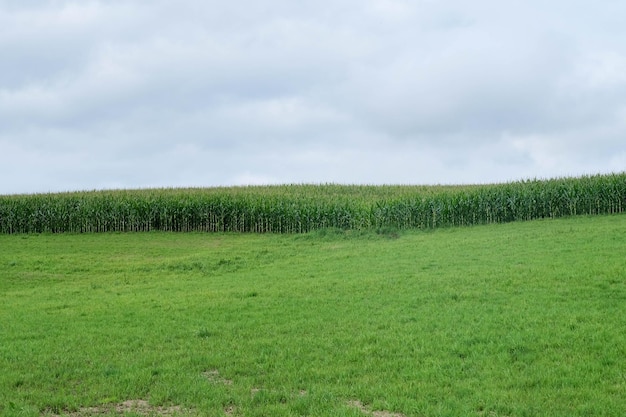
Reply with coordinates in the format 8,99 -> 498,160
1,214 -> 626,416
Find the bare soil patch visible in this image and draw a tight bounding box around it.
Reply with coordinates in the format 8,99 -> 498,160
348,400 -> 406,417
47,399 -> 187,416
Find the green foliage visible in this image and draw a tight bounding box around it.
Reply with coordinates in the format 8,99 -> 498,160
1,173 -> 625,234
1,215 -> 626,416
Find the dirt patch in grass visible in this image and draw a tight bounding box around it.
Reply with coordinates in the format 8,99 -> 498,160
47,399 -> 187,416
348,400 -> 406,417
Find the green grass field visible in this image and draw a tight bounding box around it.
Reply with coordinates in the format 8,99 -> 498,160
1,214 -> 626,416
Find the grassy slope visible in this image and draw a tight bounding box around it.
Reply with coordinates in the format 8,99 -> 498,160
1,215 -> 626,416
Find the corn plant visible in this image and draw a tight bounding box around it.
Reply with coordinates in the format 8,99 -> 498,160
1,173 -> 624,234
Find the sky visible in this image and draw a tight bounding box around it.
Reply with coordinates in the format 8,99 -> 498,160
1,0 -> 626,194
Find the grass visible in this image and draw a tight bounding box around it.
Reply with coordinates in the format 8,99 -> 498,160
1,215 -> 626,416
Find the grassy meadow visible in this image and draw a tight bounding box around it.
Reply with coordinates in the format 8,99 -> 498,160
2,214 -> 626,416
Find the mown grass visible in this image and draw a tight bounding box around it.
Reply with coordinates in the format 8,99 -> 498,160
1,215 -> 626,416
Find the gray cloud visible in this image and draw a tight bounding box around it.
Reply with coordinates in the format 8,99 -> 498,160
1,0 -> 626,194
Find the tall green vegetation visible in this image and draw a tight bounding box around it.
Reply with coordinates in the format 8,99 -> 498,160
1,173 -> 624,234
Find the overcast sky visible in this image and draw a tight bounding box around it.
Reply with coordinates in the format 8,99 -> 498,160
1,0 -> 626,194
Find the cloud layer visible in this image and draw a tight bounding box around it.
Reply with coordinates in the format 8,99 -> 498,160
1,0 -> 626,193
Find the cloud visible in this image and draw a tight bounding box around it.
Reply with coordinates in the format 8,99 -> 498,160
1,0 -> 626,193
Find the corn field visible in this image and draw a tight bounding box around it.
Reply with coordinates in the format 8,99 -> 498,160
1,173 -> 625,234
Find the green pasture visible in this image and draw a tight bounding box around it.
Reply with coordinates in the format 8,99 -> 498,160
1,214 -> 626,416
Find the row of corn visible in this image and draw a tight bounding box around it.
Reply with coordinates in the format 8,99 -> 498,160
0,173 -> 624,234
